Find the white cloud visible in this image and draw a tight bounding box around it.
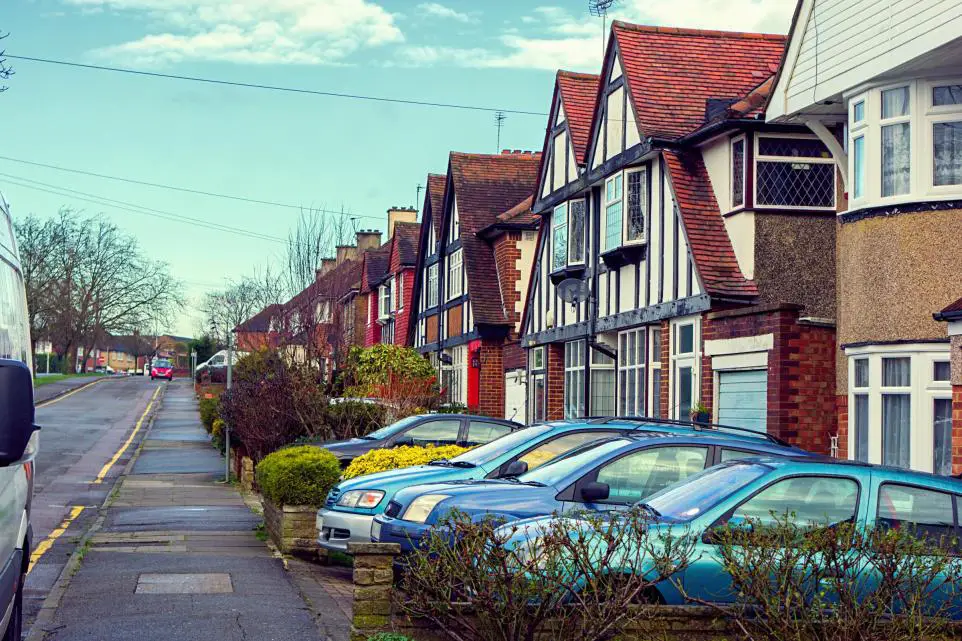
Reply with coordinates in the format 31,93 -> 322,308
65,0 -> 403,66
417,2 -> 470,23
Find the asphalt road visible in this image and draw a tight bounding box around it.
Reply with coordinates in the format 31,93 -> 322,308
25,376 -> 165,635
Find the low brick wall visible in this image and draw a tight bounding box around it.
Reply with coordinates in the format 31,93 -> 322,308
263,499 -> 318,557
345,543 -> 735,641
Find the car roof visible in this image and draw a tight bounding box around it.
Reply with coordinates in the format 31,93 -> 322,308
730,456 -> 962,492
560,431 -> 811,460
424,414 -> 523,426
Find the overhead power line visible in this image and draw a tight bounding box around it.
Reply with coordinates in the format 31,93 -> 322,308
0,154 -> 383,223
6,54 -> 547,117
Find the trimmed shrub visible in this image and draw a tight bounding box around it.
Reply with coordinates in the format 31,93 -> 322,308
367,634 -> 413,641
325,400 -> 389,440
211,418 -> 225,449
343,444 -> 470,480
256,446 -> 341,507
199,397 -> 220,431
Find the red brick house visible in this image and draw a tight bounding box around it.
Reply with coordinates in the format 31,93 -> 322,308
411,152 -> 541,419
234,304 -> 284,352
360,210 -> 420,347
521,23 -> 839,454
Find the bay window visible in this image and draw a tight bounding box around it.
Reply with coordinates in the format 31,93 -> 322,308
427,264 -> 439,308
625,168 -> 647,243
754,135 -> 835,209
551,203 -> 568,271
564,340 -> 585,419
604,174 -> 623,251
569,200 -> 586,264
846,344 -> 952,473
881,86 -> 911,197
447,249 -> 463,300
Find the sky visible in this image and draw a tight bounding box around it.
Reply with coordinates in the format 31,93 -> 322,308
0,0 -> 796,337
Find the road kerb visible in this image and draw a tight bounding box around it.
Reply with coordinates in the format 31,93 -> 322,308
24,384 -> 167,641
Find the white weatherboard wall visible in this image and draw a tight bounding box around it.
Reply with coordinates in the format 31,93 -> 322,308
770,0 -> 962,120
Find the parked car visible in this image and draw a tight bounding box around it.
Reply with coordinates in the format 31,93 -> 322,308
0,192 -> 40,640
315,414 -> 523,469
150,358 -> 173,381
501,457 -> 962,608
371,430 -> 816,552
92,365 -> 115,375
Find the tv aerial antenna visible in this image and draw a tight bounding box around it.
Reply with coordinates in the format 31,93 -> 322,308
588,0 -> 620,55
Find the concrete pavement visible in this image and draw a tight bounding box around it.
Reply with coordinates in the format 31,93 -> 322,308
33,381 -> 329,641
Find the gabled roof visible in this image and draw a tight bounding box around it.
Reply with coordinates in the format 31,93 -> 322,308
934,296 -> 962,322
556,71 -> 599,163
234,304 -> 283,333
286,258 -> 362,312
447,151 -> 540,325
392,221 -> 421,266
427,173 -> 446,241
662,149 -> 757,298
498,195 -> 536,225
609,22 -> 785,140
361,244 -> 391,294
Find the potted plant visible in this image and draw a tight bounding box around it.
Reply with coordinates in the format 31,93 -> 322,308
689,401 -> 711,425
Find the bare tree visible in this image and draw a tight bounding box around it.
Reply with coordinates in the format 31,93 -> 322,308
283,205 -> 356,297
13,214 -> 59,353
0,31 -> 13,93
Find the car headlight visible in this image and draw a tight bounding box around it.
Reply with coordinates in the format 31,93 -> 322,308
401,494 -> 450,524
336,490 -> 385,509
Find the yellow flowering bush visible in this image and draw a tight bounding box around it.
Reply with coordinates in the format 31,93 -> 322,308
343,444 -> 471,480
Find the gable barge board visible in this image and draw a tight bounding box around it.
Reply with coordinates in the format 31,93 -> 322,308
595,294 -> 711,334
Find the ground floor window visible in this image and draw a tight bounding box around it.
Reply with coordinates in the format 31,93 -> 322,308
564,340 -> 585,419
649,326 -> 663,418
847,344 -> 952,473
590,343 -> 616,417
670,317 -> 700,420
380,320 -> 395,345
528,346 -> 546,424
442,345 -> 467,405
618,328 -> 646,416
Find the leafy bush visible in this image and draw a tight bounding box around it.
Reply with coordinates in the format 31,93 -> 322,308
367,634 -> 413,641
199,397 -> 220,431
256,446 -> 341,507
325,401 -> 388,440
342,444 -> 470,480
219,349 -> 328,461
345,344 -> 436,391
211,418 -> 225,449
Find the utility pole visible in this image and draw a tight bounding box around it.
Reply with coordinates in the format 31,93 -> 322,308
415,184 -> 424,209
225,328 -> 233,483
495,111 -> 506,151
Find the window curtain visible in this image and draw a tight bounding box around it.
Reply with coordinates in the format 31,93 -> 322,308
854,394 -> 869,462
934,398 -> 953,475
882,394 -> 910,468
934,121 -> 962,186
881,123 -> 910,196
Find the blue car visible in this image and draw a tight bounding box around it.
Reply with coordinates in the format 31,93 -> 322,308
502,457 -> 962,608
318,418 -> 797,552
371,431 -> 815,552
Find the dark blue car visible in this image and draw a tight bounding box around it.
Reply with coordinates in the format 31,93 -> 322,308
371,430 -> 816,552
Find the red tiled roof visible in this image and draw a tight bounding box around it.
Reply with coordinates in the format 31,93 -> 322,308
448,151 -> 540,325
393,221 -> 421,266
286,258 -> 362,312
361,244 -> 390,293
235,304 -> 283,333
497,195 -> 536,225
556,71 -> 599,163
662,149 -> 756,298
426,173 -> 446,241
611,22 -> 785,139
935,296 -> 962,321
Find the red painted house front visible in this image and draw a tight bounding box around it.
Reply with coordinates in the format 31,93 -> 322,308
359,209 -> 420,347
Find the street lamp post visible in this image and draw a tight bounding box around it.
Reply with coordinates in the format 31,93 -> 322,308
224,330 -> 233,483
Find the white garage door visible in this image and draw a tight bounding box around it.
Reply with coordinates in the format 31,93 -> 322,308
716,370 -> 768,433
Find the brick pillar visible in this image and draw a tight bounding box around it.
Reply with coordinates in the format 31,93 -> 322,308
546,343 -> 565,421
700,317 -> 714,417
478,339 -> 504,418
347,542 -> 400,640
836,395 -> 848,460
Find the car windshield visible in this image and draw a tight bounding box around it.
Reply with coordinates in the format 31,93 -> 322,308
361,415 -> 424,441
643,460 -> 771,522
154,360 -> 171,368
517,438 -> 632,488
449,424 -> 548,466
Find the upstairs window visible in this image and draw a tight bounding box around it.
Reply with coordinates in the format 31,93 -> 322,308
625,168 -> 647,244
552,203 -> 568,271
569,200 -> 586,265
604,174 -> 623,251
755,135 -> 836,210
447,249 -> 463,300
378,282 -> 392,320
881,86 -> 911,197
932,84 -> 962,187
396,272 -> 404,311
731,137 -> 745,208
426,263 -> 439,308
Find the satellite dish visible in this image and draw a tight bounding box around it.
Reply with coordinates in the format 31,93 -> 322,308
557,278 -> 589,304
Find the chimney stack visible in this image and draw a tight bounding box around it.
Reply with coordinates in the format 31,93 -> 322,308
387,206 -> 417,240
335,244 -> 357,265
356,229 -> 382,254
315,258 -> 337,281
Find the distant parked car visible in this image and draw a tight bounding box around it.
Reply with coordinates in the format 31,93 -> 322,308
372,431 -> 816,553
315,414 -> 524,469
150,358 -> 173,381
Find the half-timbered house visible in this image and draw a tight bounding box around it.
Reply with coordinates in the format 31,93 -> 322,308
522,23 -> 840,453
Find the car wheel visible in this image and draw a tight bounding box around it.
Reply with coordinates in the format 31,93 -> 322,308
2,572 -> 23,641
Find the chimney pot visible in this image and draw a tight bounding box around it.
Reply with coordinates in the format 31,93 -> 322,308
386,206 -> 418,240
356,229 -> 382,254
335,244 -> 357,265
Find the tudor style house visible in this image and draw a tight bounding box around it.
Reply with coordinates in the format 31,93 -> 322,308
410,153 -> 540,420
767,0 -> 962,473
359,208 -> 420,347
521,23 -> 841,453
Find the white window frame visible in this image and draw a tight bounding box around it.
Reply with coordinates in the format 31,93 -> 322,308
442,345 -> 467,405
730,135 -> 747,210
603,173 -> 623,252
845,343 -> 952,473
924,78 -> 962,193
590,342 -> 616,417
618,328 -> 646,416
669,316 -> 700,420
753,133 -> 837,211
378,282 -> 392,321
447,249 -> 463,301
426,263 -> 439,308
528,346 -> 546,425
564,340 -> 585,419
551,203 -> 568,272
552,131 -> 566,193
396,272 -> 404,311
624,167 -> 648,245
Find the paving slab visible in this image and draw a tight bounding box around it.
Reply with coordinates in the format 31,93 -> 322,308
131,448 -> 224,474
103,506 -> 260,532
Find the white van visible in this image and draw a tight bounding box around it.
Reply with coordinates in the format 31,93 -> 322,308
0,193 -> 39,641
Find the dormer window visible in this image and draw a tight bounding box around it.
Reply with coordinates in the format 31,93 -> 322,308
551,200 -> 587,272
625,167 -> 647,244
603,174 -> 623,251
378,280 -> 392,321
731,137 -> 746,208
551,203 -> 568,271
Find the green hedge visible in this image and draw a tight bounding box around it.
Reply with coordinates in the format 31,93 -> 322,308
199,397 -> 220,431
256,446 -> 341,507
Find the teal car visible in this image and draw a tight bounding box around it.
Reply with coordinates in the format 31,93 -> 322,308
503,457 -> 962,609
316,418 -> 794,553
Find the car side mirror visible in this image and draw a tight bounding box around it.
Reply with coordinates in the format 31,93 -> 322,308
393,436 -> 414,447
501,460 -> 528,477
580,481 -> 610,503
0,360 -> 39,465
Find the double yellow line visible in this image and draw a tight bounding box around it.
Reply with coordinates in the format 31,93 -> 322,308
28,506 -> 85,573
92,385 -> 161,484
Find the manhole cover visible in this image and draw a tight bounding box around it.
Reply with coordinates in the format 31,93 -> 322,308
135,573 -> 233,594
